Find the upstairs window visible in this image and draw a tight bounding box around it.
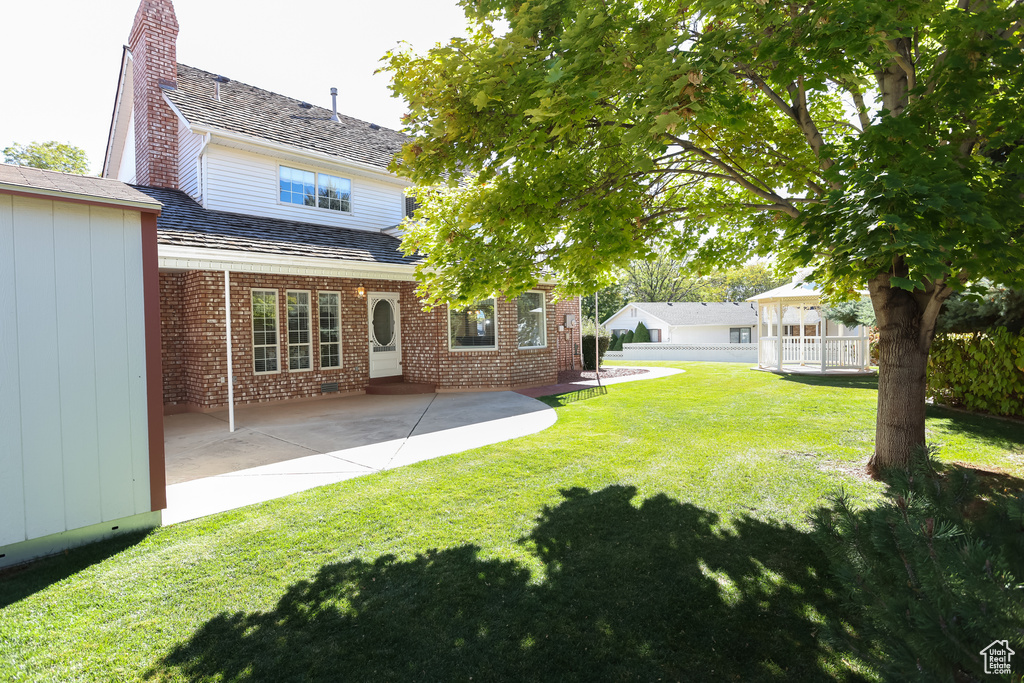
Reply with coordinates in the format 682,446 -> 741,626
279,166 -> 351,212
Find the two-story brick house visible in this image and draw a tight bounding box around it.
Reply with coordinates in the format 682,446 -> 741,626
104,0 -> 582,415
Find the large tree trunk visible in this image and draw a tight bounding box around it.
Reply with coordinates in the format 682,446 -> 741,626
867,272 -> 950,476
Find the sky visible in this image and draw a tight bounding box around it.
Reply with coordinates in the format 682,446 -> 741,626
0,0 -> 474,175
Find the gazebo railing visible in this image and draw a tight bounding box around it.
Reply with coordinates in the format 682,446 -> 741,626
760,336 -> 867,369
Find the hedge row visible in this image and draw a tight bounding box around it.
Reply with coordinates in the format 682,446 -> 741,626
927,328 -> 1024,418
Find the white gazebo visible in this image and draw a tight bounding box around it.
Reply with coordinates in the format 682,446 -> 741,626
747,277 -> 872,374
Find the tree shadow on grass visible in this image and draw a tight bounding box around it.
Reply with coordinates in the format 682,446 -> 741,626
148,487 -> 874,682
0,530 -> 151,608
778,374 -> 879,391
925,404 -> 1024,453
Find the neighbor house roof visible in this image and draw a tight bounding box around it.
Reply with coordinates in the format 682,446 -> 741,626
611,302 -> 758,327
134,186 -> 419,266
0,164 -> 162,211
165,64 -> 408,170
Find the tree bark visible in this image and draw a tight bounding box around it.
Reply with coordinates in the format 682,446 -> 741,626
866,273 -> 946,476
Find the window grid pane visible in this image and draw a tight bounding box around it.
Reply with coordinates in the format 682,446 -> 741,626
252,290 -> 278,373
287,291 -> 311,370
279,166 -> 316,206
319,292 -> 342,368
318,173 -> 351,212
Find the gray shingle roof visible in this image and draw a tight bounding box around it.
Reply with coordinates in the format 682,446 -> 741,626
165,64 -> 408,170
630,302 -> 758,326
0,164 -> 162,207
133,186 -> 419,266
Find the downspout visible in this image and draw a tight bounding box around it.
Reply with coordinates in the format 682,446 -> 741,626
224,270 -> 235,432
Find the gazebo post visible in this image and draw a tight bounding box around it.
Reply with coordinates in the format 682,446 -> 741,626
820,313 -> 827,372
776,300 -> 784,370
799,304 -> 806,365
756,304 -> 763,366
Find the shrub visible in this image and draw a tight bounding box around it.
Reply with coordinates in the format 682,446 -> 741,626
581,334 -> 611,370
621,329 -> 634,345
927,328 -> 1024,418
632,321 -> 651,343
812,448 -> 1024,682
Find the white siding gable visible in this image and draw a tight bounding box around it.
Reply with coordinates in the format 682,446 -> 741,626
178,120 -> 204,202
203,145 -> 405,232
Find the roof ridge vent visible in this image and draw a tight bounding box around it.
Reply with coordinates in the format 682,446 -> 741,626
299,102 -> 312,109
330,87 -> 341,122
369,123 -> 381,131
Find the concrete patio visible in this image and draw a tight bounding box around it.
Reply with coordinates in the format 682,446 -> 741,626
161,366 -> 682,525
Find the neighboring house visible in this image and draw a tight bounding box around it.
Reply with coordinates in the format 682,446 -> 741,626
0,166 -> 165,567
602,302 -> 759,362
604,301 -> 758,344
104,0 -> 582,418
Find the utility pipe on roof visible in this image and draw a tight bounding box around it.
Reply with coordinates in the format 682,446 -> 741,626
225,270 -> 235,433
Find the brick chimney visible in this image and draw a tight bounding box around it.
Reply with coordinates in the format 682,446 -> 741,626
128,0 -> 179,189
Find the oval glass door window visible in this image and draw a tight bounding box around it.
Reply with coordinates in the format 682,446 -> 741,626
372,299 -> 396,351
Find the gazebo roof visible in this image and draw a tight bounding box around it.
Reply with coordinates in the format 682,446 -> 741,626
747,277 -> 821,303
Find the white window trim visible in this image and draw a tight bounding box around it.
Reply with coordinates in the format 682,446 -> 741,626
251,288 -> 280,375
448,298 -> 498,352
516,290 -> 547,350
277,164 -> 354,215
286,289 -> 313,372
318,290 -> 343,369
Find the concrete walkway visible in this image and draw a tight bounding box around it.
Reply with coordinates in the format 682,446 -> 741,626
162,366 -> 682,525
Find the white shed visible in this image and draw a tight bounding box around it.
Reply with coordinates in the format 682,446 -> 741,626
0,166 -> 165,567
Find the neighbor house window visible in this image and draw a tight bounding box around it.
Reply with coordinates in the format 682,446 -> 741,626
279,166 -> 351,212
730,327 -> 752,344
287,290 -> 311,370
449,299 -> 496,350
649,329 -> 662,342
252,289 -> 279,373
516,291 -> 546,348
319,291 -> 341,368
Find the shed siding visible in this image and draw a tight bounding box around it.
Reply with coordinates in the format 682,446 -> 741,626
203,145 -> 405,231
0,196 -> 26,547
178,121 -> 204,202
0,196 -> 151,546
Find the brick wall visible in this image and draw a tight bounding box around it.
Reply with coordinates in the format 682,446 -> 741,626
129,0 -> 179,189
554,296 -> 583,371
159,271 -> 567,410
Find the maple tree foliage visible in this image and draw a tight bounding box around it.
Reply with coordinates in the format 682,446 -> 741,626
384,0 -> 1024,469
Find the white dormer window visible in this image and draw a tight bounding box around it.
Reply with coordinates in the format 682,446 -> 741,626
279,166 -> 352,212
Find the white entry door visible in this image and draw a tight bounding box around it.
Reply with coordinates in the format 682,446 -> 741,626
368,292 -> 402,378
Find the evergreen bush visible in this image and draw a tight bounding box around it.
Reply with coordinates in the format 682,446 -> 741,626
632,322 -> 651,343
927,329 -> 1024,418
621,329 -> 634,345
812,448 -> 1024,681
581,334 -> 611,370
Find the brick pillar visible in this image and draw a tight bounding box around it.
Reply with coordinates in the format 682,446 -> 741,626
129,0 -> 179,189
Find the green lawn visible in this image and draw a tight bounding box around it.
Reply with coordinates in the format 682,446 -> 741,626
1,363 -> 1020,682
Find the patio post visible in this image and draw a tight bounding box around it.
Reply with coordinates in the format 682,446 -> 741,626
224,270 -> 235,433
